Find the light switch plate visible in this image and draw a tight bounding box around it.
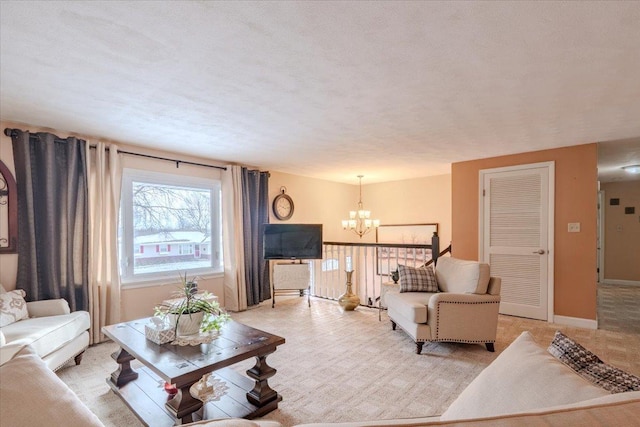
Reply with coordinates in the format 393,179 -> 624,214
568,222 -> 581,232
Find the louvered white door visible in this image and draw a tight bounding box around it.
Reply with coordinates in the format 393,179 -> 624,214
481,163 -> 553,321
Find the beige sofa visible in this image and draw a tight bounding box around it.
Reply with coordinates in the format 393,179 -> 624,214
386,257 -> 501,354
1,331 -> 638,427
0,285 -> 90,371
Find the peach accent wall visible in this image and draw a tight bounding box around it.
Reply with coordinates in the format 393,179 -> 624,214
601,181 -> 640,281
452,144 -> 598,320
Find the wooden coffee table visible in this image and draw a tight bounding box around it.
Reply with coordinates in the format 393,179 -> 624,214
102,318 -> 285,426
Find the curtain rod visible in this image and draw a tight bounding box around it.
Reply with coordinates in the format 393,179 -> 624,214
98,147 -> 227,171
4,127 -> 227,171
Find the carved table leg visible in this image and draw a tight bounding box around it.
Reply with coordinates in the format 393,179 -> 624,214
246,351 -> 278,406
109,348 -> 139,387
166,385 -> 202,425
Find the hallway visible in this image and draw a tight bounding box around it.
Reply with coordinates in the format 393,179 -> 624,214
597,283 -> 640,335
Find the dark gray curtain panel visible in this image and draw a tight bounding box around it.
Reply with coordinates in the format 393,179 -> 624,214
11,130 -> 89,312
241,168 -> 270,306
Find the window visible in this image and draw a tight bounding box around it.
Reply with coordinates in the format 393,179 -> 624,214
322,258 -> 340,272
119,169 -> 222,284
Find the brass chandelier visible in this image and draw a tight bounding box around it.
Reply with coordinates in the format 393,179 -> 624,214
341,175 -> 380,238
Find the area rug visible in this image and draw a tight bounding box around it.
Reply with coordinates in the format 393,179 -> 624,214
57,296 -> 640,426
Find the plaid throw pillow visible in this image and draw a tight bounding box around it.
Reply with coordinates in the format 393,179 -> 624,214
398,264 -> 438,293
547,330 -> 602,371
548,331 -> 640,393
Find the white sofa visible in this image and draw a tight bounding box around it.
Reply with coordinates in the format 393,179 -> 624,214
386,257 -> 501,354
3,331 -> 639,427
0,286 -> 90,371
193,332 -> 640,427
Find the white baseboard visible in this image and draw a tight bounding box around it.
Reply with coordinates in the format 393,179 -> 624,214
601,279 -> 640,286
553,315 -> 598,330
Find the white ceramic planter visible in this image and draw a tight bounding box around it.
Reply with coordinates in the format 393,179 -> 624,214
168,311 -> 204,336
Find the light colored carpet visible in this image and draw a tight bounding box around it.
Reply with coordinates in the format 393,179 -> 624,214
57,296 -> 640,426
597,283 -> 640,335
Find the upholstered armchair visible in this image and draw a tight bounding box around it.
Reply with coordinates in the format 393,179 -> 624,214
385,257 -> 501,354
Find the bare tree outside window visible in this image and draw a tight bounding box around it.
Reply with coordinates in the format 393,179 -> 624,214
132,182 -> 212,275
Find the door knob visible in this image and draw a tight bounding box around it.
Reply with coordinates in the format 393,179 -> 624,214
533,249 -> 545,254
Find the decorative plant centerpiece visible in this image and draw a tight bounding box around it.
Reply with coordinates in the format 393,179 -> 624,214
154,273 -> 230,336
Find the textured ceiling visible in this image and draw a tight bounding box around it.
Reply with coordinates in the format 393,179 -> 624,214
1,1 -> 640,184
598,138 -> 640,183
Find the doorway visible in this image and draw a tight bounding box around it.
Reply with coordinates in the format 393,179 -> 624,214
596,139 -> 640,334
479,162 -> 555,321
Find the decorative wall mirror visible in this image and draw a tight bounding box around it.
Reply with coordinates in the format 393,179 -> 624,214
0,159 -> 17,253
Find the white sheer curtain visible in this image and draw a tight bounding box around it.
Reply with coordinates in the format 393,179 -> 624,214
222,165 -> 247,311
86,142 -> 122,343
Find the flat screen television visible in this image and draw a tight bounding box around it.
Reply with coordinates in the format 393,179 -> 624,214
263,224 -> 323,260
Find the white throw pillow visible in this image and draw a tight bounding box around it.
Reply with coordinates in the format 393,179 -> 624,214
435,257 -> 490,294
440,331 -> 609,420
0,289 -> 29,327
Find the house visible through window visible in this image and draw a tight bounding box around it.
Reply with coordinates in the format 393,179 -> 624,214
180,244 -> 194,255
119,169 -> 222,284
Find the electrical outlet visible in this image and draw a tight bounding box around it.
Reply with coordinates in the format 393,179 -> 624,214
568,222 -> 580,233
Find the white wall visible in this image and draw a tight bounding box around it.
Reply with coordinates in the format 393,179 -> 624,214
1,120 -> 453,319
0,124 -> 17,288
0,121 -> 226,321
268,171 -> 359,242
367,174 -> 452,248
601,181 -> 640,281
117,143 -> 226,320
268,172 -> 452,247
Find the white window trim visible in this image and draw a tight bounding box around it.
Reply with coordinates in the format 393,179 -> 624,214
120,168 -> 222,286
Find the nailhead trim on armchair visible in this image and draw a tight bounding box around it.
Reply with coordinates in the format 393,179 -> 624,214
434,300 -> 500,343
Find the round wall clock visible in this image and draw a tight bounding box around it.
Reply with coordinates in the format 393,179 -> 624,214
272,187 -> 294,220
